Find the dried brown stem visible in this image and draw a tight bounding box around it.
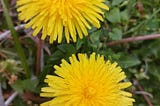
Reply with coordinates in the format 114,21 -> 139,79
134,80 -> 153,106
35,39 -> 43,76
106,34 -> 160,46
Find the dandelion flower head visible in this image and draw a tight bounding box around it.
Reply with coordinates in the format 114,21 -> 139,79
17,0 -> 109,43
40,53 -> 135,106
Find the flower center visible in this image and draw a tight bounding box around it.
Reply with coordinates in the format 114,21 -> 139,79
83,87 -> 96,99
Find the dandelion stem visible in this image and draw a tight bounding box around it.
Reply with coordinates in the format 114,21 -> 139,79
1,0 -> 30,78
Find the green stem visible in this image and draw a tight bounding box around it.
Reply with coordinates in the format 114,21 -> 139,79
1,0 -> 30,78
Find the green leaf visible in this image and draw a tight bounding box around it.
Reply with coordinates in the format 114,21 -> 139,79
109,28 -> 122,40
90,29 -> 102,42
100,49 -> 120,61
106,8 -> 121,23
23,79 -> 39,92
112,0 -> 124,6
57,44 -> 77,60
118,55 -> 141,68
11,80 -> 23,93
120,10 -> 129,22
49,50 -> 64,61
76,38 -> 85,50
11,79 -> 39,93
58,44 -> 76,54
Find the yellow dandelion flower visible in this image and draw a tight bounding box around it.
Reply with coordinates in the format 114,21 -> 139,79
17,0 -> 109,43
40,53 -> 135,106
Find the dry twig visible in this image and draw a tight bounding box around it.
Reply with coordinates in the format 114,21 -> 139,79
133,80 -> 153,106
106,34 -> 160,46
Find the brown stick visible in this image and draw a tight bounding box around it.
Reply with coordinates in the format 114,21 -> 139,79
134,80 -> 153,106
106,34 -> 160,46
35,39 -> 43,76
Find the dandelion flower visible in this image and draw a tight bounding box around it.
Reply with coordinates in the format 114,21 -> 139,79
40,53 -> 135,106
17,0 -> 109,43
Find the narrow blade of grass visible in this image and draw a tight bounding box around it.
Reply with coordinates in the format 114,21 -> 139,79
1,0 -> 30,78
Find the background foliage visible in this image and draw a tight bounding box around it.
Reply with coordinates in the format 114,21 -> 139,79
0,0 -> 160,106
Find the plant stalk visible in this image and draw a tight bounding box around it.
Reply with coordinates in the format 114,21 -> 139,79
1,0 -> 30,78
